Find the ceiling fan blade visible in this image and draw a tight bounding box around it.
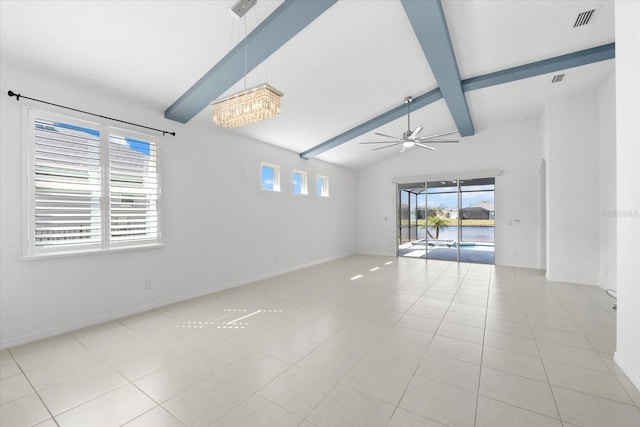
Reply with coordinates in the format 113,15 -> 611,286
374,132 -> 402,140
418,139 -> 460,144
359,140 -> 403,144
416,143 -> 436,151
418,130 -> 458,140
372,142 -> 402,151
410,126 -> 423,138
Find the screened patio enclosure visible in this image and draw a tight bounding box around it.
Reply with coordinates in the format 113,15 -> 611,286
396,178 -> 495,264
397,184 -> 426,252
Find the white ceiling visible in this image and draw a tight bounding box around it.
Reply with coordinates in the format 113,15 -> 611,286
0,0 -> 615,170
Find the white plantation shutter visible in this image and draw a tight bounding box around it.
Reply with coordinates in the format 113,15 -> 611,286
109,134 -> 158,243
26,110 -> 161,256
33,118 -> 102,249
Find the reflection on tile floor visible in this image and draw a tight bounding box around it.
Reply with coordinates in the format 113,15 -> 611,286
1,255 -> 638,426
398,242 -> 496,264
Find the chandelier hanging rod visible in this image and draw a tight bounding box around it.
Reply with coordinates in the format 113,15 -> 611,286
210,0 -> 283,128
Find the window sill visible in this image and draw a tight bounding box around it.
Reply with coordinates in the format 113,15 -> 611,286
20,242 -> 165,261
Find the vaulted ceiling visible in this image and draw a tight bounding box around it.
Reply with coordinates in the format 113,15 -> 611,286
0,0 -> 615,170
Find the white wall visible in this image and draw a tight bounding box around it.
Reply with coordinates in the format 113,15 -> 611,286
356,118 -> 543,269
539,158 -> 547,271
542,105 -> 551,273
614,0 -> 640,393
598,73 -> 617,290
545,92 -> 600,285
0,62 -> 357,348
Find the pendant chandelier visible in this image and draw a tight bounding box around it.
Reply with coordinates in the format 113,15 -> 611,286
211,83 -> 283,128
211,0 -> 283,128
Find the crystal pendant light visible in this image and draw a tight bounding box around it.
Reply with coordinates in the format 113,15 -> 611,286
211,84 -> 282,128
211,0 -> 283,128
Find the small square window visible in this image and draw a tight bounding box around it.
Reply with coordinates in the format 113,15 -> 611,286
317,175 -> 329,197
292,170 -> 308,195
261,163 -> 280,191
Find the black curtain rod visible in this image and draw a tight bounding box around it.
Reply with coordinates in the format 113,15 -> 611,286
7,90 -> 176,136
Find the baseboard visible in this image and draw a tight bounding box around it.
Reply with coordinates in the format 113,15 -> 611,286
614,351 -> 640,393
494,260 -> 540,269
357,248 -> 396,257
0,254 -> 348,349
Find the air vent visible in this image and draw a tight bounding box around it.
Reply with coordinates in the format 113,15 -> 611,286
551,74 -> 565,83
573,8 -> 598,27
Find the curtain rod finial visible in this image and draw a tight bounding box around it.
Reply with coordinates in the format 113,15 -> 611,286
8,90 -> 20,100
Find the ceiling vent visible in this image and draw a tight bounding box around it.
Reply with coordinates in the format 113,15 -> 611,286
551,74 -> 565,83
573,8 -> 599,27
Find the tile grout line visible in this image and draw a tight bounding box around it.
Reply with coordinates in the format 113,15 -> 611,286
549,383 -> 640,407
74,332 -> 171,425
388,260 -> 474,424
208,294 -> 356,424
519,269 -> 564,423
6,347 -> 61,427
289,258 -> 423,426
472,263 -> 494,426
69,325 -> 202,425
200,335 -> 317,425
475,268 -> 583,423
543,279 -> 635,407
540,275 -> 636,408
229,344 -> 336,426
7,257 -> 635,426
384,260 -> 451,423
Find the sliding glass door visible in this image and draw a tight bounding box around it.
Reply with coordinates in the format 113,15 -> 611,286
459,178 -> 495,264
398,177 -> 495,264
425,181 -> 459,261
397,183 -> 426,258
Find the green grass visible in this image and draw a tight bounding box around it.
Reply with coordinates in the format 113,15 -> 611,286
457,219 -> 495,226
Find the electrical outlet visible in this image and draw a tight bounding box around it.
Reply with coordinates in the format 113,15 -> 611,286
145,280 -> 152,290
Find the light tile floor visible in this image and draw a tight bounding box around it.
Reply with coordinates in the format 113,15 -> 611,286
1,255 -> 639,426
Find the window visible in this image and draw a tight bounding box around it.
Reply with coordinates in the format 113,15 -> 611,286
109,133 -> 159,244
261,163 -> 280,191
292,170 -> 307,195
25,109 -> 160,256
317,175 -> 329,197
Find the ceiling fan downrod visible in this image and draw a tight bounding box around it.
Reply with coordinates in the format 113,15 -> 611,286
405,96 -> 413,136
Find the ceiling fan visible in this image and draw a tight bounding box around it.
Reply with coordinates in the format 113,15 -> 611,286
359,96 -> 460,152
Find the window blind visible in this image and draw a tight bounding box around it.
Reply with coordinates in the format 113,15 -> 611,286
27,110 -> 161,256
109,134 -> 158,243
33,119 -> 102,247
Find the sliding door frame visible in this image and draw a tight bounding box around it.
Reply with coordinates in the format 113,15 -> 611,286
395,175 -> 497,264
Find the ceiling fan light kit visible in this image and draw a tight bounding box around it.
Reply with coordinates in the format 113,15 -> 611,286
360,96 -> 460,152
211,0 -> 283,128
